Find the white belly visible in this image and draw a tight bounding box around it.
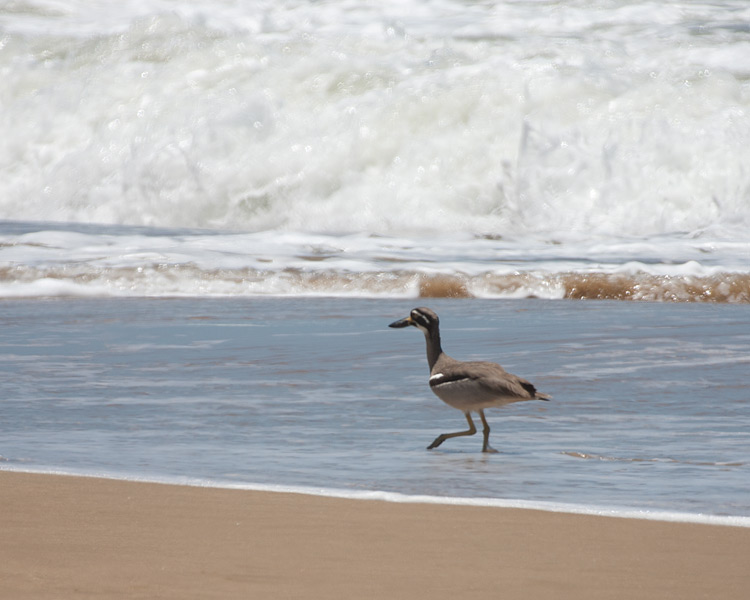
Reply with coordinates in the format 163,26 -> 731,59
430,377 -> 518,412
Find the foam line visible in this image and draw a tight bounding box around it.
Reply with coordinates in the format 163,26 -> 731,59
5,467 -> 749,529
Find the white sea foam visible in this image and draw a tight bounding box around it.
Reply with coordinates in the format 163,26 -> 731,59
1,224 -> 749,299
5,466 -> 749,528
2,1 -> 750,238
0,278 -> 116,298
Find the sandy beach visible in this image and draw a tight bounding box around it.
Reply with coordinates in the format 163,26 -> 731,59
1,471 -> 748,599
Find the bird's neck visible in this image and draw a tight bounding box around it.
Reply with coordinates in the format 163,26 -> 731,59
423,329 -> 443,371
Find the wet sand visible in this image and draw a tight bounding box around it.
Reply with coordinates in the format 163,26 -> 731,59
1,471 -> 748,599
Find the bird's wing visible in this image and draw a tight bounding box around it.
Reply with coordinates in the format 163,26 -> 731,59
438,360 -> 539,400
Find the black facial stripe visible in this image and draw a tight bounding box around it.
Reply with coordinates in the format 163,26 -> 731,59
411,311 -> 432,328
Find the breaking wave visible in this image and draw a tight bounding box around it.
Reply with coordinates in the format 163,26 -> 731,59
2,263 -> 749,302
1,1 -> 750,239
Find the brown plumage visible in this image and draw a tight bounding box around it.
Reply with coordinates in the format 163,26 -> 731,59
389,307 -> 550,452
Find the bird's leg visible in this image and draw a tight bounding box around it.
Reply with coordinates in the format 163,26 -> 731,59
427,412 -> 477,450
479,410 -> 498,453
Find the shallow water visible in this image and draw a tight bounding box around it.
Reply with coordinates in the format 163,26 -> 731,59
2,297 -> 748,518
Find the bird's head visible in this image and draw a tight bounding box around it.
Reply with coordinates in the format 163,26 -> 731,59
388,307 -> 439,335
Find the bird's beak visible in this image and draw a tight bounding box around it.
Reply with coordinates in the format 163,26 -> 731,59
388,316 -> 413,328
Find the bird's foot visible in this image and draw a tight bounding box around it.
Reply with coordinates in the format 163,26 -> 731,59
482,445 -> 499,454
427,435 -> 446,450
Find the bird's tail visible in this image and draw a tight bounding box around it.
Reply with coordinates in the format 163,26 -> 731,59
536,392 -> 552,401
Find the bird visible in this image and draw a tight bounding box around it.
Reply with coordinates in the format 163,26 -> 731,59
389,307 -> 551,453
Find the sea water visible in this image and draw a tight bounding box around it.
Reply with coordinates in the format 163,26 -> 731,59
1,0 -> 750,523
1,297 -> 749,525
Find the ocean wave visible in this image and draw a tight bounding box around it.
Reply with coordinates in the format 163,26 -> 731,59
2,264 -> 749,302
2,221 -> 749,301
1,2 -> 750,237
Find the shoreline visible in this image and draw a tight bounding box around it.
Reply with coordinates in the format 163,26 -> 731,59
3,466 -> 750,528
3,471 -> 749,599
